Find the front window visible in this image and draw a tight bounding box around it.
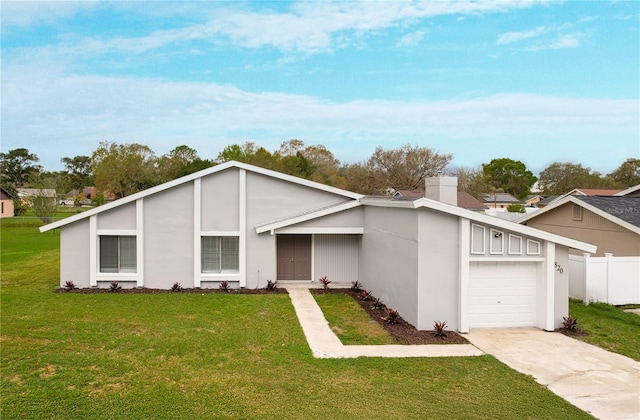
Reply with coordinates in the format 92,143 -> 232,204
100,236 -> 137,273
202,236 -> 239,273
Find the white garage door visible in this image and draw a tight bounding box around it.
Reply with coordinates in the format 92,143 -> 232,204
468,261 -> 538,328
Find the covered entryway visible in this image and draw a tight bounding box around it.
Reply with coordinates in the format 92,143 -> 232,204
468,261 -> 538,328
277,235 -> 311,281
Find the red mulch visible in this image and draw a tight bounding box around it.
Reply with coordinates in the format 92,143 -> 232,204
312,288 -> 469,345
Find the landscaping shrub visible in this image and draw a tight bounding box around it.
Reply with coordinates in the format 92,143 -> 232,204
219,281 -> 230,292
383,308 -> 400,324
433,320 -> 448,339
109,281 -> 121,293
562,316 -> 578,331
319,276 -> 331,291
265,279 -> 278,291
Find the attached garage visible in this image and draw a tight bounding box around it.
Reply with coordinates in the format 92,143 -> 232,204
468,261 -> 539,328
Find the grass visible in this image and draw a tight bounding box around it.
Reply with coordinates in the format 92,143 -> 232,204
0,219 -> 595,419
568,300 -> 640,361
313,292 -> 396,345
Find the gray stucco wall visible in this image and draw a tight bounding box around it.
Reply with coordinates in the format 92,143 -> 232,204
97,202 -> 136,230
416,210 -> 460,331
144,182 -> 194,288
60,219 -> 90,288
201,168 -> 239,232
360,206 -> 420,327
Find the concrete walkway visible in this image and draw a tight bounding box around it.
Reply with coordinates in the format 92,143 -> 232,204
286,288 -> 483,358
465,328 -> 640,420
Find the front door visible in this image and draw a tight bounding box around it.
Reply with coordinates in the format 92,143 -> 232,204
277,235 -> 312,281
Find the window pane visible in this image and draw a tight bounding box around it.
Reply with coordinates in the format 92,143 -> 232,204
100,236 -> 119,272
202,237 -> 220,273
220,237 -> 239,272
119,236 -> 137,272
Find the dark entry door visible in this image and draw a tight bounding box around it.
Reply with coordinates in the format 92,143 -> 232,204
277,235 -> 312,281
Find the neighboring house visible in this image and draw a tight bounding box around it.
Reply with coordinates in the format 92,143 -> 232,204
536,195 -> 559,208
17,188 -> 57,207
40,162 -> 595,333
482,193 -> 520,209
519,195 -> 640,257
614,184 -> 640,197
524,195 -> 544,207
1,187 -> 15,218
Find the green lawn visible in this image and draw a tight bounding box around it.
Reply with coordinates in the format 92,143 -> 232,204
0,219 -> 594,419
569,300 -> 640,361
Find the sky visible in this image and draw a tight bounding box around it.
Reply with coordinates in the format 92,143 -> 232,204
1,0 -> 639,175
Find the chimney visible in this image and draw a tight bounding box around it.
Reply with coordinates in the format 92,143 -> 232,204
425,175 -> 457,206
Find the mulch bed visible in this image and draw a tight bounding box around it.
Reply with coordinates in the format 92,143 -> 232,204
313,288 -> 470,345
555,328 -> 589,337
56,285 -> 468,345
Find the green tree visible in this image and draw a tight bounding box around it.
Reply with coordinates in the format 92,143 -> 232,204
281,152 -> 314,179
0,148 -> 42,187
538,162 -> 603,195
25,172 -> 58,224
608,158 -> 640,188
482,158 -> 537,200
367,144 -> 453,193
449,166 -> 490,199
157,145 -> 213,181
92,141 -> 158,199
61,155 -> 93,191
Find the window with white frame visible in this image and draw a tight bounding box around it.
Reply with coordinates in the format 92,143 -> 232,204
202,236 -> 239,273
100,236 -> 137,273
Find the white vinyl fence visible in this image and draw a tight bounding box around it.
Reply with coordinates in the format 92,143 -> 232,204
569,253 -> 640,305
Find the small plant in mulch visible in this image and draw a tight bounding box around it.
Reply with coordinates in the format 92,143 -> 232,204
64,280 -> 76,291
350,280 -> 362,292
433,320 -> 448,339
171,282 -> 183,292
370,297 -> 385,310
219,281 -> 230,292
382,308 -> 400,324
319,276 -> 331,291
562,316 -> 578,331
109,281 -> 121,293
265,280 -> 278,291
359,290 -> 372,301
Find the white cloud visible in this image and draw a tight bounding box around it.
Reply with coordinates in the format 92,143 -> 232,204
0,1 -> 100,29
2,66 -> 637,171
497,26 -> 548,45
397,30 -> 426,48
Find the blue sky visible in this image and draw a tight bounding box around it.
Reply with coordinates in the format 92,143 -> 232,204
1,1 -> 638,175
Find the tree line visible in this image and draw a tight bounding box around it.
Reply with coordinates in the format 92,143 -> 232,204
1,141 -> 638,213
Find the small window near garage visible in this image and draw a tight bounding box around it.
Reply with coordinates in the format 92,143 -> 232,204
100,236 -> 136,273
508,234 -> 522,255
202,236 -> 239,273
526,239 -> 541,255
572,204 -> 583,221
490,229 -> 504,254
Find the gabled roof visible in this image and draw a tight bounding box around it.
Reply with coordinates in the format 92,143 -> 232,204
255,200 -> 361,234
518,195 -> 640,235
0,187 -> 15,198
40,161 -> 363,233
572,188 -> 622,196
18,188 -> 57,198
614,184 -> 640,196
482,193 -> 519,203
361,196 -> 596,253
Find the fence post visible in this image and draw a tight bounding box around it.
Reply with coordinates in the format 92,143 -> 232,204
604,253 -> 613,305
582,253 -> 590,305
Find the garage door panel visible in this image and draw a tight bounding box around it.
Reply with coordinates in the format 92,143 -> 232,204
469,262 -> 537,328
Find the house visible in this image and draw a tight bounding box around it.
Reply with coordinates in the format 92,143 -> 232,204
40,161 -> 595,333
17,188 -> 57,207
524,195 -> 544,207
482,193 -> 520,209
518,195 -> 640,257
1,187 -> 15,218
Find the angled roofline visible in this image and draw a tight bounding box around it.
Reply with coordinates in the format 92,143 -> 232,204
517,195 -> 640,235
40,161 -> 364,233
615,184 -> 640,196
360,196 -> 596,253
255,200 -> 362,234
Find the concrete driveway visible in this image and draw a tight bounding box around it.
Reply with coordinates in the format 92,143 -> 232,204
465,328 -> 640,420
